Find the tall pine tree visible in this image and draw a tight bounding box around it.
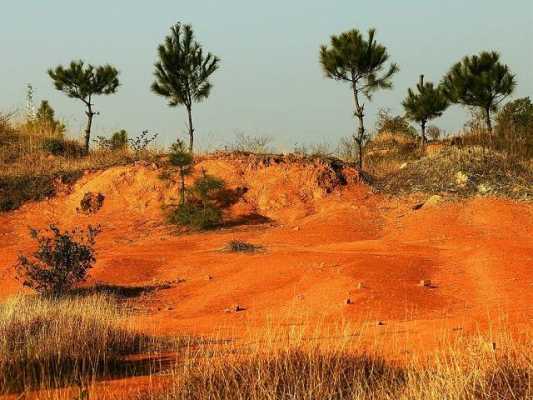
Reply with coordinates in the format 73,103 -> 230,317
320,28 -> 399,169
402,75 -> 449,146
152,22 -> 220,153
441,51 -> 515,132
48,61 -> 119,154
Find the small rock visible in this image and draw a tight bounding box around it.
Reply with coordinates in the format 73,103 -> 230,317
399,162 -> 408,170
357,282 -> 364,290
477,183 -> 490,194
425,195 -> 442,207
206,275 -> 213,281
345,298 -> 353,305
419,279 -> 432,287
224,304 -> 244,313
412,195 -> 442,211
293,226 -> 300,231
377,321 -> 385,326
455,171 -> 469,186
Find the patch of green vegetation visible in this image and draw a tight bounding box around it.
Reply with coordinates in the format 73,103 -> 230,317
0,170 -> 83,212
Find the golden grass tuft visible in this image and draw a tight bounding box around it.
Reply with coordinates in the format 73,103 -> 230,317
0,294 -> 158,394
146,329 -> 531,400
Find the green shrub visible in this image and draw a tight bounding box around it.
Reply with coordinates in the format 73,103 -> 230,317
168,202 -> 222,230
15,225 -> 101,297
42,137 -> 84,157
0,171 -> 82,212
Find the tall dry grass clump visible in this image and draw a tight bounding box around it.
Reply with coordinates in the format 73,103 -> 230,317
146,330 -> 531,400
0,294 -> 153,394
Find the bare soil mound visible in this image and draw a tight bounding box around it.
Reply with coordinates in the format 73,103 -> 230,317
0,154 -> 531,355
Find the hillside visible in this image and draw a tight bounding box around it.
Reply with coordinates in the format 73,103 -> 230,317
0,154 -> 531,357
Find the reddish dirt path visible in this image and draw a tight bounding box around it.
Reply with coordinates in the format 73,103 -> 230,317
0,161 -> 531,354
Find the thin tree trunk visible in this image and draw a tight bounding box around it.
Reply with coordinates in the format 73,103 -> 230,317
179,166 -> 186,206
421,120 -> 427,148
351,81 -> 365,171
84,104 -> 95,156
186,105 -> 194,153
485,107 -> 492,133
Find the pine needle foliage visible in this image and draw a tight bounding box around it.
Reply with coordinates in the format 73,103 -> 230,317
48,60 -> 120,154
152,22 -> 220,152
441,51 -> 516,132
402,75 -> 449,146
320,28 -> 399,170
169,139 -> 193,205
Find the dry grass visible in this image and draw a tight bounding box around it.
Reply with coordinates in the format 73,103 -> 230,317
140,325 -> 531,400
375,146 -> 532,200
0,294 -> 164,394
0,117 -> 163,211
0,295 -> 530,399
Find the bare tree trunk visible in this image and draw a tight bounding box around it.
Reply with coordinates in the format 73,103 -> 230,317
485,107 -> 493,133
179,166 -> 186,206
351,81 -> 366,171
84,104 -> 95,156
421,120 -> 427,148
186,105 -> 195,153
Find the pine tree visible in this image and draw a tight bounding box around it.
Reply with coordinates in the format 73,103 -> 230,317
152,22 -> 220,153
35,100 -> 66,134
441,51 -> 515,132
402,75 -> 449,146
320,28 -> 399,169
169,139 -> 194,205
48,60 -> 120,154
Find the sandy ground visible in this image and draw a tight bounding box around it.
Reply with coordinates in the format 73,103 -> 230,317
0,157 -> 531,397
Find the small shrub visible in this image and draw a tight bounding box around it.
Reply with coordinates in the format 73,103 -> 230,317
15,225 -> 101,297
230,132 -> 274,154
0,171 -> 83,212
41,137 -> 65,155
375,108 -> 417,136
129,130 -> 158,153
225,240 -> 263,253
79,192 -> 105,214
94,129 -> 129,151
42,137 -> 85,157
169,202 -> 222,230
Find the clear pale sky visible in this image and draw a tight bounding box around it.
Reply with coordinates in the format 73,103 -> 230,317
1,1 -> 532,149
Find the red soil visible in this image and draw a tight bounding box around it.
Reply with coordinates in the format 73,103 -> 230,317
0,155 -> 531,356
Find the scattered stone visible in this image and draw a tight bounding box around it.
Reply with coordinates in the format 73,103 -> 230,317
477,183 -> 491,194
419,279 -> 432,287
413,195 -> 442,210
455,171 -> 469,187
425,195 -> 442,207
224,304 -> 244,313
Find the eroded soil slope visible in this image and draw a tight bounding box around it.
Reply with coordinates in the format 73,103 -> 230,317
0,154 -> 531,352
